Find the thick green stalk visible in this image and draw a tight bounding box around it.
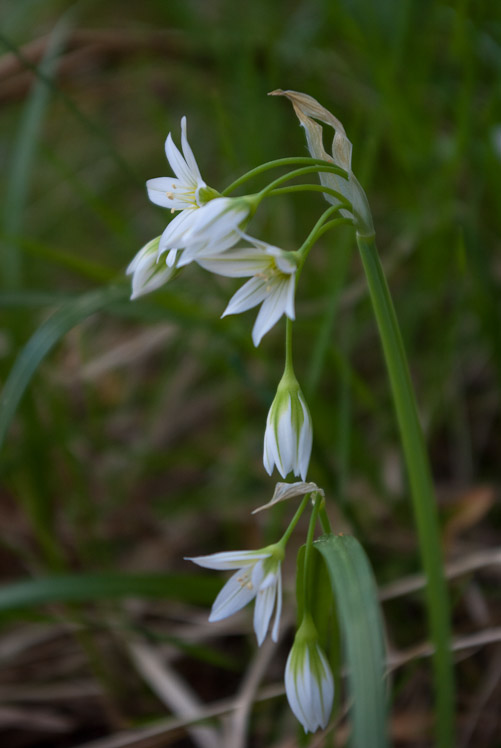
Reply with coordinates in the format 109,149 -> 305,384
356,234 -> 454,747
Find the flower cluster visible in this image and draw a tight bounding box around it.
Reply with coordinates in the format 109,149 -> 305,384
188,539 -> 334,733
128,116 -> 314,482
127,118 -> 296,348
126,99 -> 358,734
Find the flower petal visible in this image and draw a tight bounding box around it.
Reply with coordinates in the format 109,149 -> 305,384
187,550 -> 270,571
146,177 -> 197,210
251,277 -> 294,346
127,238 -> 174,299
196,249 -> 269,278
271,567 -> 282,642
276,398 -> 295,476
146,177 -> 178,208
285,648 -> 312,732
253,570 -> 277,646
158,209 -> 198,255
165,131 -> 195,185
208,567 -> 258,621
184,198 -> 248,245
222,277 -> 268,317
297,393 -> 313,480
314,644 -> 334,729
180,116 -> 202,179
263,419 -> 278,476
166,248 -> 179,267
263,404 -> 288,478
178,229 -> 242,267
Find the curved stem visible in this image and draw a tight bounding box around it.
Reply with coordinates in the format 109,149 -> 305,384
267,183 -> 351,208
314,217 -> 353,241
356,233 -> 454,747
257,165 -> 349,201
221,157 -> 348,196
295,206 -> 342,276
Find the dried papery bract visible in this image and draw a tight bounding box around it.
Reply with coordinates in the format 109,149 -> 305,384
252,481 -> 323,514
269,89 -> 374,236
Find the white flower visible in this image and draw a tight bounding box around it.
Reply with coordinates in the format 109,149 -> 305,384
126,236 -> 176,299
285,618 -> 334,733
264,372 -> 312,480
187,546 -> 283,646
160,196 -> 252,268
146,116 -> 212,212
144,116 -> 253,271
198,235 -> 297,346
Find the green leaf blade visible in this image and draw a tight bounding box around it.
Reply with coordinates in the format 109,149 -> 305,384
0,284 -> 129,451
314,533 -> 389,748
0,572 -> 221,614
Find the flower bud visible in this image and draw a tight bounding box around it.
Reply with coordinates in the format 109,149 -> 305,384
263,371 -> 312,480
126,236 -> 176,299
285,617 -> 334,733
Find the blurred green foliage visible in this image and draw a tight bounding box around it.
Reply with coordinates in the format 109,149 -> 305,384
0,0 -> 499,582
0,0 -> 499,741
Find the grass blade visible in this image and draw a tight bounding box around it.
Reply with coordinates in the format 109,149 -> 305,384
357,234 -> 454,746
0,572 -> 221,612
0,284 -> 129,451
314,533 -> 389,748
2,15 -> 73,288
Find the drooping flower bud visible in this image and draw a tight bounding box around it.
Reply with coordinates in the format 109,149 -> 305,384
263,370 -> 313,480
285,616 -> 334,733
126,236 -> 176,299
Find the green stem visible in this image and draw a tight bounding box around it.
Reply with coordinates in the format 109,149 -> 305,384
318,504 -> 332,534
279,493 -> 311,546
356,233 -> 454,747
257,165 -> 349,201
221,157 -> 348,196
295,206 -> 342,275
285,317 -> 294,374
314,217 -> 353,241
281,210 -> 349,391
302,493 -> 321,611
267,182 -> 351,207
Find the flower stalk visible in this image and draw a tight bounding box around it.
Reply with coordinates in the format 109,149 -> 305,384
221,156 -> 348,196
